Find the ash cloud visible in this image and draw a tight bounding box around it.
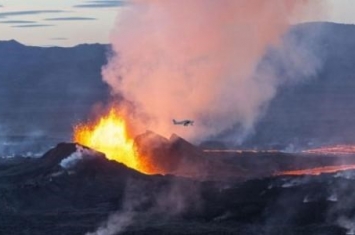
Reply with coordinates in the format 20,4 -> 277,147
103,0 -> 325,142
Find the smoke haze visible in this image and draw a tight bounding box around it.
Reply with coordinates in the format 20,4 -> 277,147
103,0 -> 323,142
86,178 -> 201,235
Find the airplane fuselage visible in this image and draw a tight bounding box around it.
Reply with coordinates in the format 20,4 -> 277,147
173,119 -> 194,126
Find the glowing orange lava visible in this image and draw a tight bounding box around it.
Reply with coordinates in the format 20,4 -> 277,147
73,109 -> 146,173
203,149 -> 280,154
276,145 -> 355,176
277,164 -> 355,176
302,145 -> 355,156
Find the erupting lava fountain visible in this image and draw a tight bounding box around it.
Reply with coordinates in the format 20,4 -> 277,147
73,108 -> 152,174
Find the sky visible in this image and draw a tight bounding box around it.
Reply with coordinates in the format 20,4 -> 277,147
0,0 -> 355,47
0,0 -> 124,46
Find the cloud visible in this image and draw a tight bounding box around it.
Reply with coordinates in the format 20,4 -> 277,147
0,20 -> 36,24
87,0 -> 122,2
50,37 -> 68,41
44,17 -> 96,21
12,24 -> 55,28
0,10 -> 66,18
73,0 -> 127,8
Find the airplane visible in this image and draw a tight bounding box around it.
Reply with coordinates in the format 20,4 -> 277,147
173,119 -> 194,126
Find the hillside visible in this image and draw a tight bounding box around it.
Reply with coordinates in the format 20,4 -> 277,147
0,142 -> 355,234
0,40 -> 109,154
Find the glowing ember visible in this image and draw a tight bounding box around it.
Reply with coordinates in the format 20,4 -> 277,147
277,164 -> 355,176
73,109 -> 145,172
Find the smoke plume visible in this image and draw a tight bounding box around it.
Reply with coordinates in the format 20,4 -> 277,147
103,0 -> 322,142
86,178 -> 201,235
59,145 -> 95,169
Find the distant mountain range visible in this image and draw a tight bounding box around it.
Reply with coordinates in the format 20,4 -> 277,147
0,40 -> 110,154
0,40 -> 109,136
1,22 -> 355,153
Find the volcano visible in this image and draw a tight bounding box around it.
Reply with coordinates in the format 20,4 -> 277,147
1,137 -> 355,235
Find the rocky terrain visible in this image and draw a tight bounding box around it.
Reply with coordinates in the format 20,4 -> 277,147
1,137 -> 355,234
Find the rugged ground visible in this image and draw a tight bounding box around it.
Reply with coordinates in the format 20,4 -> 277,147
1,140 -> 355,235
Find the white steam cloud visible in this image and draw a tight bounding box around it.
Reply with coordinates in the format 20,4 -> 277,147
86,178 -> 201,235
103,0 -> 323,142
85,212 -> 134,235
59,149 -> 83,169
59,145 -> 98,169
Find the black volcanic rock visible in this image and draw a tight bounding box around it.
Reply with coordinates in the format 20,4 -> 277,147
134,131 -> 206,174
0,143 -> 149,214
134,131 -> 244,179
2,143 -> 355,234
134,130 -> 177,173
135,131 -> 354,180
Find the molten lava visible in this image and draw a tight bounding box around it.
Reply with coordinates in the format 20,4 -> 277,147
277,164 -> 355,176
302,145 -> 355,156
73,109 -> 146,173
278,145 -> 355,176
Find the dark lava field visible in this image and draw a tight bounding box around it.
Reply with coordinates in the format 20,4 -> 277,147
1,138 -> 355,235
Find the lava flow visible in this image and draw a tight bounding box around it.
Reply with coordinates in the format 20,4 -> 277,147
302,145 -> 355,156
73,108 -> 148,173
277,164 -> 355,176
277,144 -> 355,176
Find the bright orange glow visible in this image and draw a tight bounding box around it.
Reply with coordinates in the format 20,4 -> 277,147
203,149 -> 280,154
302,145 -> 355,156
277,164 -> 355,176
73,109 -> 145,172
278,145 -> 355,176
